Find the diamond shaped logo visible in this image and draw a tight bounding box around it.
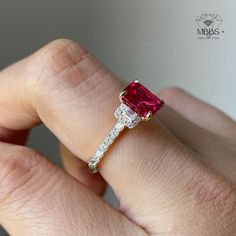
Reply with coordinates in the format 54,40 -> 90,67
196,14 -> 223,39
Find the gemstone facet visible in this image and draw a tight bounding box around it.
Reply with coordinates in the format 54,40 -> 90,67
121,81 -> 164,117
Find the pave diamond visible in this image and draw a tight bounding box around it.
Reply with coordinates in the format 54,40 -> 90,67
114,103 -> 141,129
88,121 -> 125,173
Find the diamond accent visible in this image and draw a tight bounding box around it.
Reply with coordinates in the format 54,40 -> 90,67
88,121 -> 125,173
89,104 -> 142,173
114,104 -> 141,129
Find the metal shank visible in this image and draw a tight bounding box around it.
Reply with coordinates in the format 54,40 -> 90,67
88,103 -> 141,173
88,121 -> 125,173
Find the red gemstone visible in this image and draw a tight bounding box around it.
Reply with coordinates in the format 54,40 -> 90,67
122,81 -> 164,117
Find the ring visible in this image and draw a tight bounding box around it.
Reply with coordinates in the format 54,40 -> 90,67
88,80 -> 164,173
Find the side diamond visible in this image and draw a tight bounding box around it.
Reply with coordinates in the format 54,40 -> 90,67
114,104 -> 141,129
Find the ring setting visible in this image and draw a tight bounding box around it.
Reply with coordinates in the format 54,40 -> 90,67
88,80 -> 164,173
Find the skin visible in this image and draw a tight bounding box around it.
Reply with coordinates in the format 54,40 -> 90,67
0,39 -> 235,235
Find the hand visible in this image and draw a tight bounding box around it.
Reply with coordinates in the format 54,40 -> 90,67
0,39 -> 235,236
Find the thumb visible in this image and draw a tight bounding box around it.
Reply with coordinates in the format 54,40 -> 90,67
0,142 -> 144,236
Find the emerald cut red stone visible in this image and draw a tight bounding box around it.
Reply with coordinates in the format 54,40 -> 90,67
122,81 -> 164,117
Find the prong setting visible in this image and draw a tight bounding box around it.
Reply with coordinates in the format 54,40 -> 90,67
119,90 -> 127,103
141,110 -> 152,121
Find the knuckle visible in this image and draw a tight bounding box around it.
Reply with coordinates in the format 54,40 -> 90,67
188,171 -> 236,220
26,39 -> 119,114
26,38 -> 111,105
27,38 -> 101,88
28,38 -> 86,79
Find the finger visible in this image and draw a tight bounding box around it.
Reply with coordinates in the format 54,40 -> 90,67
157,88 -> 236,182
60,143 -> 107,195
158,105 -> 236,182
0,39 -> 235,234
158,87 -> 236,139
0,142 -> 145,236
